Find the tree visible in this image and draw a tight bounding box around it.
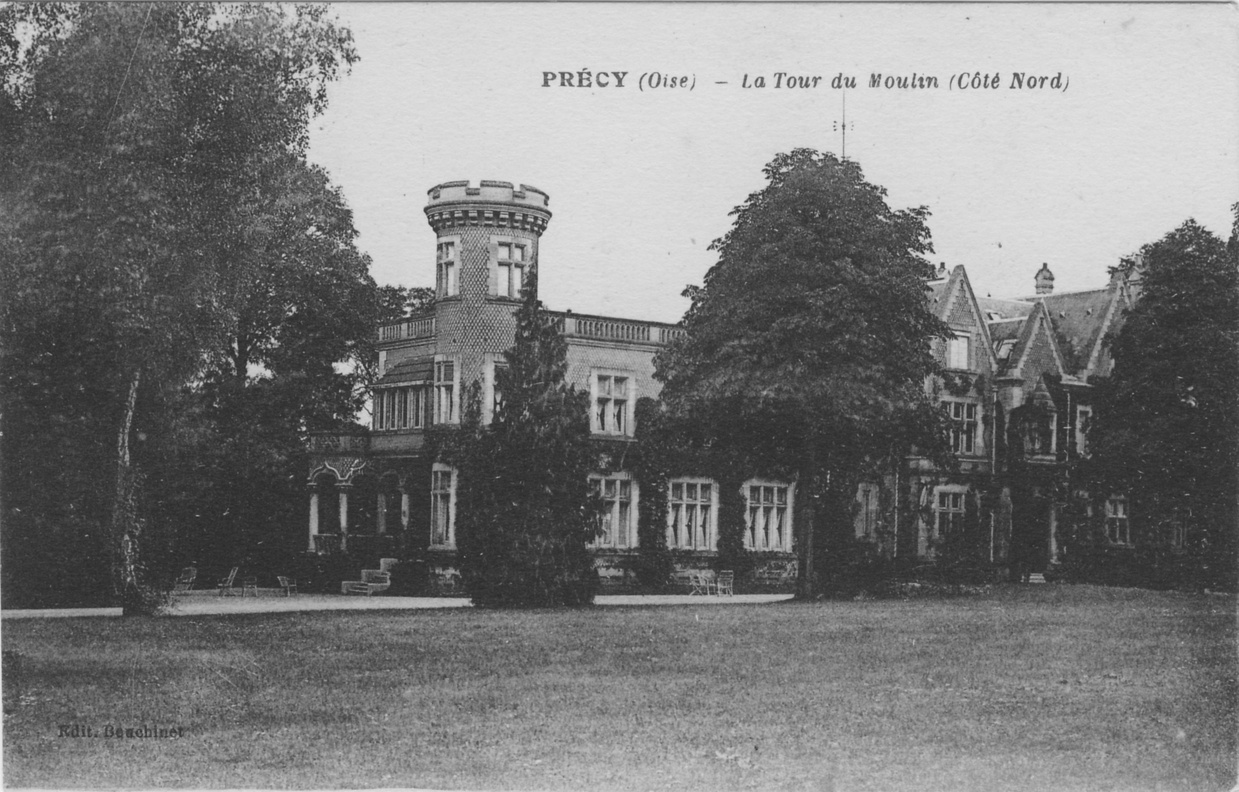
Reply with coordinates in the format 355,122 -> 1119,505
654,149 -> 953,598
0,3 -> 365,611
452,271 -> 602,607
1086,216 -> 1239,589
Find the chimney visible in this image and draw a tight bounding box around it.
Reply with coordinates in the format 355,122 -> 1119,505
1034,262 -> 1055,295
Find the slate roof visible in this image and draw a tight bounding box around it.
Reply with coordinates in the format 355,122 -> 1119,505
377,357 -> 433,386
986,317 -> 1024,344
977,296 -> 1035,321
1030,288 -> 1117,376
926,278 -> 950,316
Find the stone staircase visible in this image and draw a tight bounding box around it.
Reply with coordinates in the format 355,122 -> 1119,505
1026,572 -> 1047,584
341,558 -> 396,596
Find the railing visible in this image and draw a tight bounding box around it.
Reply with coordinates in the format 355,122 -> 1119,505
549,311 -> 683,346
379,315 -> 436,342
313,534 -> 341,554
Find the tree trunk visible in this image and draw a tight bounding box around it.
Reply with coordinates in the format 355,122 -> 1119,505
113,367 -> 145,615
795,449 -> 820,600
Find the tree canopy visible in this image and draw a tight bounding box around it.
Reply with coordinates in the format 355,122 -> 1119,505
0,3 -> 378,610
1086,214 -> 1239,588
655,149 -> 953,596
452,271 -> 601,607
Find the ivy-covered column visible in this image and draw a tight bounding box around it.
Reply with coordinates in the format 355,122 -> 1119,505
338,483 -> 351,553
307,488 -> 320,552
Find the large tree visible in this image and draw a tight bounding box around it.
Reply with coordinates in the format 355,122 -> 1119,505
655,149 -> 953,598
452,271 -> 602,607
1086,215 -> 1239,588
0,3 -> 369,610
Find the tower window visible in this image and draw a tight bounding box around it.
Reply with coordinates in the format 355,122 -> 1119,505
437,241 -> 458,297
434,359 -> 457,424
496,241 -> 527,298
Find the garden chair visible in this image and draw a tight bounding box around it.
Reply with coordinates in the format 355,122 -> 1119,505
240,576 -> 258,597
690,571 -> 712,596
216,567 -> 238,596
715,570 -> 734,597
277,576 -> 298,597
173,566 -> 197,592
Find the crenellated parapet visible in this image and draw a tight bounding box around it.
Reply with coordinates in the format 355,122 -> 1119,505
425,180 -> 551,235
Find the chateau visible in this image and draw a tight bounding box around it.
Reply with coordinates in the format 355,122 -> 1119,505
306,180 -> 1142,589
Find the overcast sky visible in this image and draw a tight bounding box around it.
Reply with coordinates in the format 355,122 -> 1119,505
306,3 -> 1238,323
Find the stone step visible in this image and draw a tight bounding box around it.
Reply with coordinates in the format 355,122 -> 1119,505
1027,573 -> 1047,584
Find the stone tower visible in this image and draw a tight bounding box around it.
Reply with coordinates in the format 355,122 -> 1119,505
423,180 -> 553,404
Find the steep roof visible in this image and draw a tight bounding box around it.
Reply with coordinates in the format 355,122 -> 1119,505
926,278 -> 950,315
931,266 -> 999,373
977,296 -> 1036,321
1026,286 -> 1125,379
998,300 -> 1067,382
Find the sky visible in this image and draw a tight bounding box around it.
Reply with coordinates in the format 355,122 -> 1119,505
306,3 -> 1239,324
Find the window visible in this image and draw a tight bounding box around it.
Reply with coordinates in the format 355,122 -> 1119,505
1075,406 -> 1092,456
490,361 -> 508,422
668,479 -> 714,550
430,465 -> 456,548
855,483 -> 879,540
436,241 -> 458,297
947,335 -> 970,370
935,488 -> 966,539
407,387 -> 427,429
373,388 -> 386,430
593,373 -> 632,436
1170,520 -> 1187,551
434,359 -> 457,424
1026,411 -> 1056,456
745,483 -> 792,551
946,401 -> 978,455
591,474 -> 635,549
496,241 -> 527,298
1105,497 -> 1130,545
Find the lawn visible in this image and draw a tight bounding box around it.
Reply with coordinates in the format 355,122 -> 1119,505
2,585 -> 1235,791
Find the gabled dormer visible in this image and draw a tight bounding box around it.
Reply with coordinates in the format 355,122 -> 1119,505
1023,262 -> 1132,383
990,299 -> 1068,411
928,265 -> 999,379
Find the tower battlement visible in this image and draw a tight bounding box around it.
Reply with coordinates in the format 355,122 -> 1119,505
425,180 -> 551,234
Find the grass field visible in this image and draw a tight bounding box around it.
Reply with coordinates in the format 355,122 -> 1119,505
2,585 -> 1235,791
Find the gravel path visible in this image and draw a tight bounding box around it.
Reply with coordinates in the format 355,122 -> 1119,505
2,591 -> 792,619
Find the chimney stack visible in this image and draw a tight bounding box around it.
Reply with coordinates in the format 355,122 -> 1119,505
1034,262 -> 1055,295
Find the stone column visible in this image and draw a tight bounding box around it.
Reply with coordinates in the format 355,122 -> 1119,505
338,484 -> 351,553
308,490 -> 320,552
377,492 -> 387,535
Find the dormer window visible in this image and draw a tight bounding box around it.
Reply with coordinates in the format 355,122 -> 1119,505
496,241 -> 527,298
437,241 -> 458,297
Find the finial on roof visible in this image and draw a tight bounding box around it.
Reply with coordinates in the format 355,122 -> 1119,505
1035,262 -> 1055,295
